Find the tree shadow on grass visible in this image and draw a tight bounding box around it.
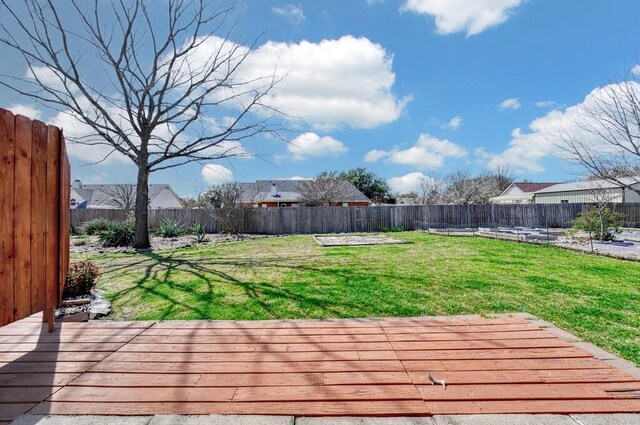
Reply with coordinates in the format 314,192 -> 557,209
99,250 -> 424,321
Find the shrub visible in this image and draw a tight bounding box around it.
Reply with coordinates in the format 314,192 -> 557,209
379,226 -> 404,232
64,260 -> 99,298
191,223 -> 207,243
158,218 -> 185,238
99,219 -> 135,247
82,218 -> 115,236
572,207 -> 623,241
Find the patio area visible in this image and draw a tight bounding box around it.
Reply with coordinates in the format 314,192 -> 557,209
1,314 -> 639,423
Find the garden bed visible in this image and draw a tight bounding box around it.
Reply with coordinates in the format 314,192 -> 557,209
70,233 -> 269,253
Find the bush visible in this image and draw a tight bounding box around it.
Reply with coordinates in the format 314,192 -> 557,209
379,226 -> 404,232
158,218 -> 185,238
82,218 -> 115,236
572,207 -> 623,241
64,260 -> 99,298
99,219 -> 135,247
191,223 -> 207,243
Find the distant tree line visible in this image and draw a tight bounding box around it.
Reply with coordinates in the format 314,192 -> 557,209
399,166 -> 514,205
181,166 -> 514,208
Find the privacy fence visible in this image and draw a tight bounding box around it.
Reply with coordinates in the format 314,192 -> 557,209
0,108 -> 71,330
71,203 -> 640,235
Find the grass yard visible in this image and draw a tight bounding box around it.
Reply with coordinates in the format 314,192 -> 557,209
73,232 -> 640,365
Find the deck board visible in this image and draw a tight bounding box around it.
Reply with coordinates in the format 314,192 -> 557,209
0,314 -> 639,421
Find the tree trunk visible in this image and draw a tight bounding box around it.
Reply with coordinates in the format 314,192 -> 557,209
133,164 -> 151,249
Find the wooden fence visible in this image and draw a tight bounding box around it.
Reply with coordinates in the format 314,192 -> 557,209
0,108 -> 70,330
70,203 -> 640,235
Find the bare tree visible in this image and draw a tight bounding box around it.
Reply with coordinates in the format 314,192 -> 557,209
492,165 -> 515,194
0,0 -> 282,248
97,183 -> 137,213
417,175 -> 444,205
587,179 -> 622,242
442,171 -> 482,204
298,172 -> 351,206
556,79 -> 640,195
200,183 -> 256,236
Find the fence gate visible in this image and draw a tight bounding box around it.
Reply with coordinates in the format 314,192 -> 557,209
0,108 -> 70,331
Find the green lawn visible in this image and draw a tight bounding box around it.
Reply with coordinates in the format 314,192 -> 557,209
73,232 -> 640,365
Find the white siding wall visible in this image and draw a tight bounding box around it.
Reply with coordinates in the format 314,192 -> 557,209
503,186 -> 524,195
625,189 -> 640,203
150,188 -> 183,209
534,188 -> 623,204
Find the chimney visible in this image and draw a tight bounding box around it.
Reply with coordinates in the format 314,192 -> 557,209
270,182 -> 277,197
72,179 -> 82,189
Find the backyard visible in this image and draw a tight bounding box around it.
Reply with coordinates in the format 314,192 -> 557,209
73,231 -> 640,366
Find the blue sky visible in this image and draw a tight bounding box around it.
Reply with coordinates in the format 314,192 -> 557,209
3,0 -> 640,196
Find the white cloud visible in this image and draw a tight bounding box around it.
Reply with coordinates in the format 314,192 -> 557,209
200,140 -> 252,159
447,115 -> 463,130
272,4 -> 306,24
365,133 -> 467,169
201,164 -> 233,185
8,104 -> 41,120
364,149 -> 389,162
169,35 -> 408,130
388,172 -> 428,193
479,82 -> 640,173
632,64 -> 640,76
499,97 -> 521,110
279,176 -> 313,180
288,132 -> 348,159
241,35 -> 409,130
535,100 -> 556,108
401,0 -> 524,36
430,115 -> 463,130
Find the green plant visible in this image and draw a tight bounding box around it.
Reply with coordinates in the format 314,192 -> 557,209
572,207 -> 624,241
379,226 -> 404,232
158,218 -> 186,238
81,218 -> 115,236
99,219 -> 135,247
191,223 -> 207,243
63,260 -> 99,298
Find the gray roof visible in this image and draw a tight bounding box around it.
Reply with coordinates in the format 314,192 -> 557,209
238,179 -> 370,203
71,182 -> 177,207
534,177 -> 640,194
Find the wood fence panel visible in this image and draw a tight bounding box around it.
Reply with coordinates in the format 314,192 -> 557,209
30,120 -> 48,313
45,125 -> 61,311
70,203 -> 640,236
14,115 -> 33,319
0,110 -> 15,325
0,108 -> 70,329
58,137 -> 71,305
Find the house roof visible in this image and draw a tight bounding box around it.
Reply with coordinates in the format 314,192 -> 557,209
512,182 -> 560,193
71,182 -> 180,208
238,179 -> 370,203
534,177 -> 640,194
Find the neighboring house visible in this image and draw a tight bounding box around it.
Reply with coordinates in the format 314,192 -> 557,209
238,180 -> 370,207
532,177 -> 640,204
489,182 -> 559,204
70,179 -> 183,209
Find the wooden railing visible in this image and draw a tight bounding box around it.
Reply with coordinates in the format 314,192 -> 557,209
0,108 -> 70,331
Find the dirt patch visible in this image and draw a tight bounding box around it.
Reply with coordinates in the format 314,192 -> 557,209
70,233 -> 271,253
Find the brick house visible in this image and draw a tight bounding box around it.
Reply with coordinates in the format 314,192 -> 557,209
238,180 -> 370,208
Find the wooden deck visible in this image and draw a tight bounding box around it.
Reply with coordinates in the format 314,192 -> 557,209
1,314 -> 639,422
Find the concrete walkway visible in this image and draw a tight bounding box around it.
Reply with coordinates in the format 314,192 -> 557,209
11,414 -> 640,425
